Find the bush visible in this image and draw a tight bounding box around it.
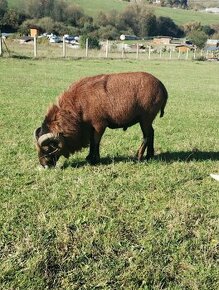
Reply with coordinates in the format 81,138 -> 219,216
187,30 -> 208,49
195,56 -> 206,61
98,25 -> 119,40
80,34 -> 100,49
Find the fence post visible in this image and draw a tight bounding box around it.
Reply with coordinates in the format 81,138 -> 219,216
169,50 -> 172,60
0,37 -> 2,56
105,40 -> 109,58
186,48 -> 189,60
136,43 -> 139,59
85,38 -> 89,57
62,36 -> 66,58
148,46 -> 151,59
193,48 -> 196,59
178,49 -> 181,59
34,35 -> 37,58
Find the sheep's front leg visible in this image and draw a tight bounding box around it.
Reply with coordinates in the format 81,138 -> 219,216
86,126 -> 105,165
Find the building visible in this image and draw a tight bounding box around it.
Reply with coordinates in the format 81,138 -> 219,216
204,39 -> 219,57
175,44 -> 195,53
153,37 -> 172,45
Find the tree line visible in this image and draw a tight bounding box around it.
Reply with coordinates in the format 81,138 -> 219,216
0,0 -> 218,48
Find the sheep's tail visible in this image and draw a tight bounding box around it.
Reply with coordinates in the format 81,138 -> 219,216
160,83 -> 168,118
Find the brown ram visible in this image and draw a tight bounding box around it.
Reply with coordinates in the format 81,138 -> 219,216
34,72 -> 168,168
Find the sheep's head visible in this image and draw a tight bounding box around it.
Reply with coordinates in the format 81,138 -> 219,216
34,127 -> 65,168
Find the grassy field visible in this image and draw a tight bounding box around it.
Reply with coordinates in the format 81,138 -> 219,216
0,57 -> 219,289
8,0 -> 219,26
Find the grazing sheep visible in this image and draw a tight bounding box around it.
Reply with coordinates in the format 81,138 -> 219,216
34,72 -> 168,167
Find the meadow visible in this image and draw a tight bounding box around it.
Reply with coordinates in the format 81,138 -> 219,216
0,57 -> 219,289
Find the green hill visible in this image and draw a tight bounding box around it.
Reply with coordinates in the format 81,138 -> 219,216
8,0 -> 219,26
155,6 -> 219,26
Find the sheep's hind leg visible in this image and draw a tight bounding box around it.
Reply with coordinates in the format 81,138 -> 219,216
146,125 -> 154,160
137,138 -> 147,161
137,122 -> 154,161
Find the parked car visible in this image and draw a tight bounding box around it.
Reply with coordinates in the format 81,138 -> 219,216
64,35 -> 80,44
49,35 -> 62,43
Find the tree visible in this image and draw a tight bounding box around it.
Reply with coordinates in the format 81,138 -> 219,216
138,12 -> 157,37
202,25 -> 215,36
0,0 -> 7,18
156,16 -> 183,37
188,30 -> 208,49
183,22 -> 202,34
98,25 -> 119,40
95,11 -> 108,27
2,9 -> 24,32
0,0 -> 8,29
119,4 -> 157,37
64,4 -> 84,27
51,0 -> 68,22
25,0 -> 55,19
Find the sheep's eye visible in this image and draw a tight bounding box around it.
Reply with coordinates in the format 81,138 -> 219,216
42,146 -> 50,153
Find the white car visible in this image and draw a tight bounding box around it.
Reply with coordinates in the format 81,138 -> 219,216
49,35 -> 62,43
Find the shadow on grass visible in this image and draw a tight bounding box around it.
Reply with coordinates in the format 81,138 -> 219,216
11,54 -> 33,60
155,150 -> 219,162
62,150 -> 219,169
62,156 -> 133,169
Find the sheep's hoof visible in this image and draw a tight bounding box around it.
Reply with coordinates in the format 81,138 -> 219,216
86,155 -> 100,165
146,152 -> 154,161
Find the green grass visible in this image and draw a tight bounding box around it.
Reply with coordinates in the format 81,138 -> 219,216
0,58 -> 219,289
155,6 -> 219,26
8,0 -> 219,26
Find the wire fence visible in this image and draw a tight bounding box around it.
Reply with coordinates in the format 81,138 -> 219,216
0,36 -> 215,61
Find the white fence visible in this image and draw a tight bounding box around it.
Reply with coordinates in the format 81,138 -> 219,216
0,36 -> 215,60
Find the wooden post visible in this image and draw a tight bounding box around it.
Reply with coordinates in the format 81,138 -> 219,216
186,48 -> 189,60
62,36 -> 66,58
0,37 -> 2,56
178,49 -> 180,59
136,43 -> 139,59
105,40 -> 109,58
148,46 -> 151,59
193,48 -> 196,59
33,35 -> 37,57
85,38 -> 89,58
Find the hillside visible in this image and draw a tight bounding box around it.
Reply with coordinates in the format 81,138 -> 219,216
155,6 -> 219,26
8,0 -> 219,26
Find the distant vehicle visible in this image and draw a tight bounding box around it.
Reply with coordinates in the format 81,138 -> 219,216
1,32 -> 12,39
120,34 -> 139,41
64,35 -> 75,44
64,35 -> 80,44
49,35 -> 62,43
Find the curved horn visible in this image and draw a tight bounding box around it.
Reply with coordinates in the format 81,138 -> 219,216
34,127 -> 41,141
38,133 -> 59,147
